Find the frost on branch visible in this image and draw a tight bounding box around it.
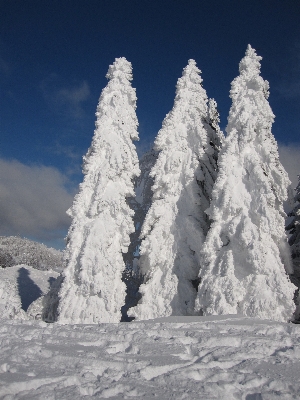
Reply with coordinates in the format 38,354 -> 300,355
195,45 -> 295,322
130,60 -> 223,320
286,174 -> 300,320
58,57 -> 140,324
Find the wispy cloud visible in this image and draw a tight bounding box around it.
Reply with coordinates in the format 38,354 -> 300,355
0,158 -> 76,245
50,141 -> 83,178
40,75 -> 90,119
56,81 -> 90,118
50,141 -> 83,162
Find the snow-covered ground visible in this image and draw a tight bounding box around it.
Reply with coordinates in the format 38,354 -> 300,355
0,316 -> 299,399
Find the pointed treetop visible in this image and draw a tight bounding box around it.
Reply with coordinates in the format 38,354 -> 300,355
176,59 -> 203,94
239,44 -> 262,76
187,59 -> 197,68
106,57 -> 133,82
229,45 -> 270,103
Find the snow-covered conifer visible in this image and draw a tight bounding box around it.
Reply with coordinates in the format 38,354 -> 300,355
58,58 -> 140,324
130,60 -> 223,320
123,148 -> 159,280
122,148 -> 158,319
195,45 -> 295,322
286,174 -> 300,319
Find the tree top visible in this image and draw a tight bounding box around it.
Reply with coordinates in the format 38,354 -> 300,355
106,57 -> 133,82
239,44 -> 262,76
176,59 -> 203,94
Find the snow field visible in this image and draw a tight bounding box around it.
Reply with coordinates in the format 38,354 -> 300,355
0,316 -> 300,399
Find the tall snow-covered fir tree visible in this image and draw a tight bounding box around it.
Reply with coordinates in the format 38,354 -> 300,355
130,60 -> 223,320
195,45 -> 295,322
286,174 -> 300,319
57,57 -> 140,324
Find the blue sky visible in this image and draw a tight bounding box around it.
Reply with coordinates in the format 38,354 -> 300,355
0,0 -> 300,249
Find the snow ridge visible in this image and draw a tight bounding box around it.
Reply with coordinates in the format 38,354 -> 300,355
58,57 -> 140,324
195,45 -> 295,322
130,60 -> 223,320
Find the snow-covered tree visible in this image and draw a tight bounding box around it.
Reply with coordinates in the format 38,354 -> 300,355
286,174 -> 300,319
122,148 -> 158,319
58,57 -> 140,324
195,45 -> 295,322
130,60 -> 223,320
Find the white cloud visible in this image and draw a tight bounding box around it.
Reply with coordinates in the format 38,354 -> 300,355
0,159 -> 75,244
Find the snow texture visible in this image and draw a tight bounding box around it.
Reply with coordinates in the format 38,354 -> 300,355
1,316 -> 300,399
58,57 -> 140,324
286,174 -> 300,319
195,45 -> 295,322
131,60 -> 223,320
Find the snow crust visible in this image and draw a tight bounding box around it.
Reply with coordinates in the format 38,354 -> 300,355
195,45 -> 295,322
130,60 -> 223,320
1,317 -> 300,399
58,57 -> 140,324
